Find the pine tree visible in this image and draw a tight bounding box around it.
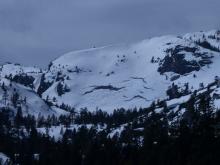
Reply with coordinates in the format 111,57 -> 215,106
2,90 -> 9,106
11,91 -> 19,108
1,82 -> 6,91
57,82 -> 64,96
15,106 -> 23,128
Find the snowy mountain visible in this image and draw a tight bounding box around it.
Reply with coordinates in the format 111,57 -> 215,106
37,30 -> 220,112
1,30 -> 220,115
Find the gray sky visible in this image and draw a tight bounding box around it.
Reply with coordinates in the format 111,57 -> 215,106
0,0 -> 220,67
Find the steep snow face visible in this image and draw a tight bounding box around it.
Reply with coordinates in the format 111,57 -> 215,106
42,37 -> 174,111
40,30 -> 220,112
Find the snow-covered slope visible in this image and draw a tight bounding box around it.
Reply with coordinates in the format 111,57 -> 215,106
0,64 -> 68,117
0,152 -> 10,164
0,63 -> 41,77
0,78 -> 68,117
0,63 -> 43,91
38,30 -> 220,112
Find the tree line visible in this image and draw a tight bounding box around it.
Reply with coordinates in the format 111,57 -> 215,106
1,91 -> 220,164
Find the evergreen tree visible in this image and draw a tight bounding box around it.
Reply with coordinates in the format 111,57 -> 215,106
15,106 -> 23,128
11,91 -> 19,108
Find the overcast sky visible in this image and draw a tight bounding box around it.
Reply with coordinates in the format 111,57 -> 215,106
0,0 -> 220,67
